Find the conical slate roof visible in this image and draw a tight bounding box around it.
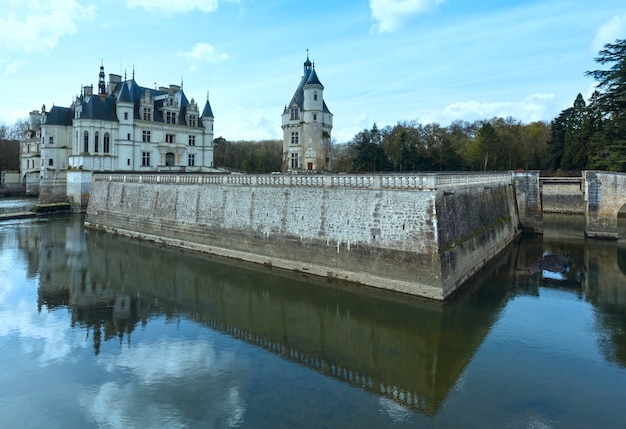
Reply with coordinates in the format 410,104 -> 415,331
117,81 -> 132,103
305,67 -> 323,87
202,99 -> 214,118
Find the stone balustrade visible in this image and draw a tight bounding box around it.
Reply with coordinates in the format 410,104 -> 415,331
93,172 -> 513,190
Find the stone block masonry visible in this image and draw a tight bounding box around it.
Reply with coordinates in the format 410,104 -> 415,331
584,171 -> 626,239
85,173 -> 521,300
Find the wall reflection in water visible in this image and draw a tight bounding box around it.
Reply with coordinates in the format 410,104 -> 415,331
15,213 -> 626,420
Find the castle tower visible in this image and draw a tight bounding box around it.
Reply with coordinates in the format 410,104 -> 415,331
282,53 -> 333,172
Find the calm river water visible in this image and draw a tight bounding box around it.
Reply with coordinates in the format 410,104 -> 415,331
1,197 -> 625,428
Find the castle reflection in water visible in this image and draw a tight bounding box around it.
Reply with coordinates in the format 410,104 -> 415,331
15,214 -> 626,417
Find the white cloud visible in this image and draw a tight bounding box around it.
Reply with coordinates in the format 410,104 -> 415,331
592,14 -> 626,53
0,0 -> 95,53
126,0 -> 232,14
423,93 -> 556,125
1,58 -> 24,77
178,42 -> 229,71
370,0 -> 444,33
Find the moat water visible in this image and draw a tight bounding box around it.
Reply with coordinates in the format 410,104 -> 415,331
1,197 -> 625,428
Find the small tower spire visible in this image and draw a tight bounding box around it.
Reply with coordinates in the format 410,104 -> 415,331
98,60 -> 106,96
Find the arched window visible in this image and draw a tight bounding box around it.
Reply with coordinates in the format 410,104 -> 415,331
104,133 -> 110,153
83,131 -> 89,153
94,132 -> 99,153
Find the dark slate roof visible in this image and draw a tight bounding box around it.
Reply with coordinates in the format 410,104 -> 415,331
108,79 -> 198,126
287,56 -> 326,110
117,81 -> 132,103
287,68 -> 311,109
202,99 -> 214,118
45,106 -> 73,126
80,95 -> 118,121
305,68 -> 323,87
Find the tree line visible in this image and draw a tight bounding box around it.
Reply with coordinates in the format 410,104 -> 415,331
334,119 -> 550,173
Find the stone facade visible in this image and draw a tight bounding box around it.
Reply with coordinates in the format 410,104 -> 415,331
541,177 -> 584,214
85,172 -> 520,300
21,64 -> 216,206
584,171 -> 626,239
282,55 -> 332,172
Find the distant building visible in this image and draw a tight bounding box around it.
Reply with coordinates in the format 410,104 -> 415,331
282,54 -> 332,172
21,112 -> 43,195
22,63 -> 216,205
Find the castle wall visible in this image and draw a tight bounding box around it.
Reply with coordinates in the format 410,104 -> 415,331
85,173 -> 520,300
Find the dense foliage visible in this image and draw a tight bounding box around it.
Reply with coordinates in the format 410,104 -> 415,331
0,139 -> 20,171
334,119 -> 550,173
213,137 -> 283,173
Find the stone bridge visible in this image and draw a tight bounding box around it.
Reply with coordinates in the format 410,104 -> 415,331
515,171 -> 626,239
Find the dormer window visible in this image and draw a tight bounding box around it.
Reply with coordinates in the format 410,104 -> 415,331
143,108 -> 152,121
188,115 -> 197,127
165,111 -> 176,124
290,108 -> 299,120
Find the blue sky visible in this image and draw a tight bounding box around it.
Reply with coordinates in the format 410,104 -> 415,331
1,0 -> 625,142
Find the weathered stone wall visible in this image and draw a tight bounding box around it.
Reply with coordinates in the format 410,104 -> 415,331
513,171 -> 543,234
67,170 -> 93,213
541,178 -> 583,214
584,171 -> 626,239
86,173 -> 520,300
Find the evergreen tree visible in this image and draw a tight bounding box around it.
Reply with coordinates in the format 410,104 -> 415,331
585,39 -> 626,171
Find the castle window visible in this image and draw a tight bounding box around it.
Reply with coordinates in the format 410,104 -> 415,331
94,132 -> 99,153
188,154 -> 195,167
188,135 -> 196,146
314,91 -> 318,101
189,115 -> 197,127
127,133 -> 131,140
290,153 -> 299,169
313,114 -> 317,121
104,133 -> 110,153
48,136 -> 54,144
166,134 -> 175,144
83,131 -> 89,153
290,108 -> 299,120
166,111 -> 177,124
291,132 -> 299,145
142,130 -> 151,142
143,108 -> 152,121
142,151 -> 151,167
124,112 -> 128,120
48,158 -> 54,167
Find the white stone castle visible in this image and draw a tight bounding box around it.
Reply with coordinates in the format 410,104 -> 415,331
21,64 -> 215,203
282,54 -> 333,172
20,54 -> 332,206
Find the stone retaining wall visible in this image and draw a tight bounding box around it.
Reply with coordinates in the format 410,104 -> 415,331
85,173 -> 521,300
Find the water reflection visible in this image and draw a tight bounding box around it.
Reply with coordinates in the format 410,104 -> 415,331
4,212 -> 626,426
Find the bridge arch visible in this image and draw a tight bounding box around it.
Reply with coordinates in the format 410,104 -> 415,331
584,171 -> 626,239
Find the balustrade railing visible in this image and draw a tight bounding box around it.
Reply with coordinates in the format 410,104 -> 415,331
93,172 -> 513,190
